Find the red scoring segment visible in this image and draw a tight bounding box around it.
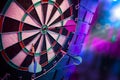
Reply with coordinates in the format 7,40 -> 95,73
0,16 -> 4,32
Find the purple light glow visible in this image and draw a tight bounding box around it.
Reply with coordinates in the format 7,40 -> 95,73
85,36 -> 120,57
83,26 -> 120,57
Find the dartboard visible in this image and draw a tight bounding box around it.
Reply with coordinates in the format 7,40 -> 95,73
0,0 -> 77,76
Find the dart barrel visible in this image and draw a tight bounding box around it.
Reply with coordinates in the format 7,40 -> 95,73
69,0 -> 99,55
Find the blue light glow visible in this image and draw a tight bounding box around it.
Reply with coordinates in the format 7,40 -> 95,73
113,0 -> 117,2
110,4 -> 120,22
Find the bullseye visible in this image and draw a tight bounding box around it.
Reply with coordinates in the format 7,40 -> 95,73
41,25 -> 48,34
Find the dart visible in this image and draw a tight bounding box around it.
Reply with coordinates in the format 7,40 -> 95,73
28,44 -> 42,77
61,50 -> 82,65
